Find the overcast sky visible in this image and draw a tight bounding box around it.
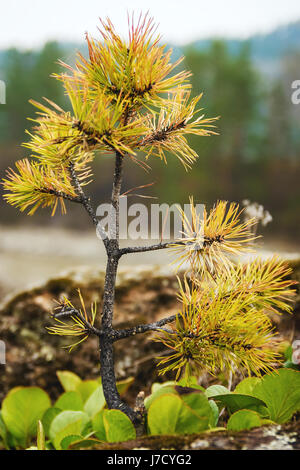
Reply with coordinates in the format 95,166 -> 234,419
2,0 -> 300,49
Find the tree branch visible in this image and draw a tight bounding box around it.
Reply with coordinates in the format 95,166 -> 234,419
138,120 -> 186,147
111,314 -> 178,341
68,161 -> 109,249
119,241 -> 174,256
119,235 -> 225,257
37,187 -> 82,203
52,306 -> 102,337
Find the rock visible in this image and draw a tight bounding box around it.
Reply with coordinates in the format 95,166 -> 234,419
0,265 -> 181,403
0,259 -> 299,406
89,420 -> 300,450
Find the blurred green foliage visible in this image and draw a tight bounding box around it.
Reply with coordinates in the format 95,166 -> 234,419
0,40 -> 299,240
1,368 -> 300,449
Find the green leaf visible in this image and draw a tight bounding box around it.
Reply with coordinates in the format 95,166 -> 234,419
116,377 -> 135,396
0,411 -> 9,449
227,410 -> 263,432
251,368 -> 300,424
84,386 -> 106,418
144,385 -> 177,410
147,393 -> 211,435
210,393 -> 267,415
177,376 -> 204,390
60,434 -> 84,450
151,381 -> 176,394
208,400 -> 219,428
176,394 -> 212,434
180,392 -> 212,419
54,391 -> 83,411
1,387 -> 51,447
92,410 -> 106,441
37,421 -> 45,450
56,371 -> 82,392
284,345 -> 293,362
205,385 -> 230,398
103,410 -> 136,443
234,377 -> 261,395
76,381 -> 99,403
58,376 -> 133,407
42,407 -> 61,438
148,394 -> 181,435
283,361 -> 299,370
49,410 -> 90,450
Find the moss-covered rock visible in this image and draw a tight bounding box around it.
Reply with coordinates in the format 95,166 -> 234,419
88,420 -> 300,450
0,258 -> 299,406
0,266 -> 181,403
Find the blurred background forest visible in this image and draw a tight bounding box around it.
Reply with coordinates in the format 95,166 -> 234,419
0,20 -> 299,244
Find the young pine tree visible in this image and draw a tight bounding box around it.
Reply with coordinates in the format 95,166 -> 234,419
2,14 -> 296,426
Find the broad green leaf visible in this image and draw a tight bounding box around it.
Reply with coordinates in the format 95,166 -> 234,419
49,410 -> 90,450
234,377 -> 261,395
177,376 -> 205,390
210,393 -> 267,415
84,386 -> 106,418
144,386 -> 177,410
0,411 -> 9,449
76,381 -> 99,403
67,376 -> 133,406
37,421 -> 45,450
92,410 -> 106,441
116,377 -> 135,396
251,368 -> 300,424
42,407 -> 61,438
2,387 -> 51,447
103,410 -> 136,443
148,394 -> 181,434
151,381 -> 176,394
209,400 -> 219,428
180,392 -> 212,420
283,361 -> 299,370
54,391 -> 83,411
60,434 -> 84,450
176,400 -> 211,434
81,419 -> 93,438
147,393 -> 211,435
227,410 -> 263,432
56,371 -> 82,392
6,432 -> 18,450
284,345 -> 293,362
205,385 -> 230,398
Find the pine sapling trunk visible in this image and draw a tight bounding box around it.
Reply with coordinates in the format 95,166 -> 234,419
99,152 -> 140,424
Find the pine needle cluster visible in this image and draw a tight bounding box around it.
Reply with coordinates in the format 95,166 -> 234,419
47,290 -> 97,351
157,200 -> 296,378
2,13 -> 218,215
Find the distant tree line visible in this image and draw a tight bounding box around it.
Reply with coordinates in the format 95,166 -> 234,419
0,40 -> 299,240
